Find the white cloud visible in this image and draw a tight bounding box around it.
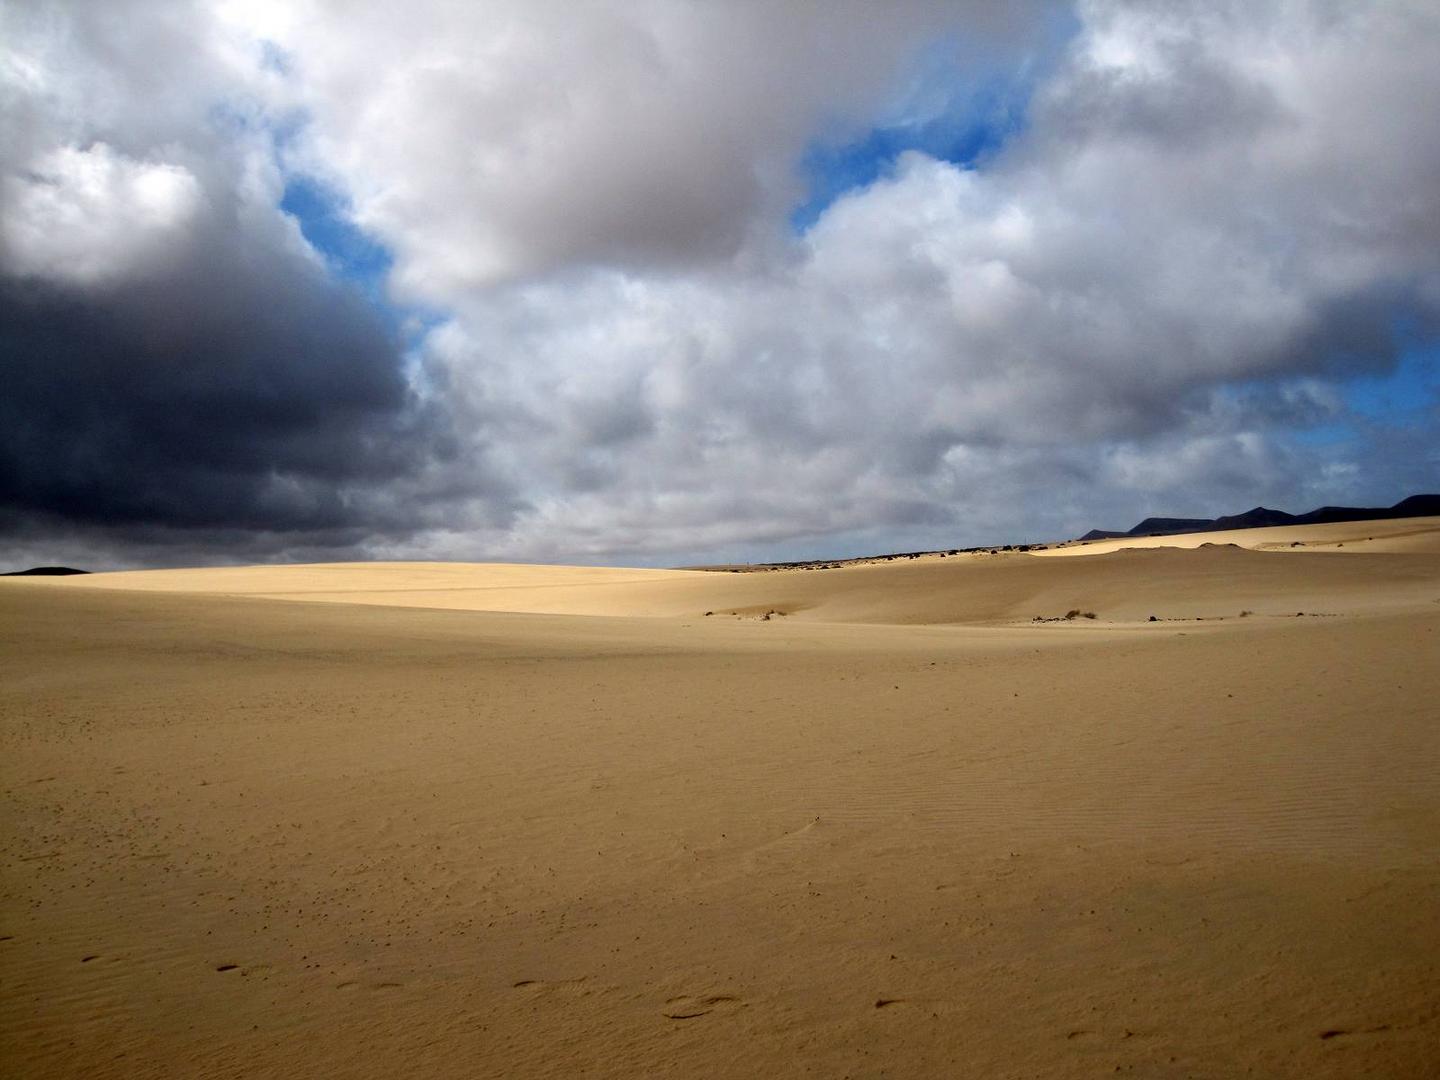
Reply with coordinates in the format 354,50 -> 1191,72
2,1 -> 1438,567
2,143 -> 201,285
387,1 -> 1440,560
250,0 -> 1045,299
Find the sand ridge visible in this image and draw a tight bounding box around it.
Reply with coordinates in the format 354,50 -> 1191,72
1038,513 -> 1440,557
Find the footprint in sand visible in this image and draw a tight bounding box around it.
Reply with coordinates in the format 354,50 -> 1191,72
335,978 -> 404,991
1320,1025 -> 1392,1040
742,817 -> 828,870
662,994 -> 744,1020
511,976 -> 602,998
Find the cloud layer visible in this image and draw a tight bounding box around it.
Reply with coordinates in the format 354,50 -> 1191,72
3,1 -> 1438,568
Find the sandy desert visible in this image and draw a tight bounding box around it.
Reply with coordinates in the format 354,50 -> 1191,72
3,516 -> 1439,1078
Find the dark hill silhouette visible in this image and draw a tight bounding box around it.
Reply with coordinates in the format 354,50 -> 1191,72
1,566 -> 90,576
1082,493 -> 1440,541
1210,507 -> 1296,530
1126,516 -> 1214,536
1390,493 -> 1440,515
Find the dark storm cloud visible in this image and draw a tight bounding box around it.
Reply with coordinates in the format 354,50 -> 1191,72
0,1 -> 490,562
0,234 -> 420,535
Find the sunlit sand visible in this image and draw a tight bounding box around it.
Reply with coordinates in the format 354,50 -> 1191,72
4,515 -> 1438,1077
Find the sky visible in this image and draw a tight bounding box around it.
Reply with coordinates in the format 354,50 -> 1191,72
2,0 -> 1438,570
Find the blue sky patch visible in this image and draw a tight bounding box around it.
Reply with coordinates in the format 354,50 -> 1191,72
792,75 -> 1030,232
280,177 -> 393,291
791,14 -> 1078,231
791,99 -> 1021,230
1285,346 -> 1439,455
258,40 -> 293,77
1340,343 -> 1440,420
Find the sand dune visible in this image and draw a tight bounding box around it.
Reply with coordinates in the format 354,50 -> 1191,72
4,517 -> 1439,1077
1043,513 -> 1440,557
39,515 -> 1440,625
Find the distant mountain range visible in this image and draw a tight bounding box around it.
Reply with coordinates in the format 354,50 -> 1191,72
1078,493 -> 1440,542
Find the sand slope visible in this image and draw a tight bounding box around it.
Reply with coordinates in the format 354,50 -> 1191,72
31,512 -> 1440,625
4,517 -> 1439,1078
1042,513 -> 1440,557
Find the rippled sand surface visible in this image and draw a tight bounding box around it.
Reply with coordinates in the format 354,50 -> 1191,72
4,517 -> 1439,1078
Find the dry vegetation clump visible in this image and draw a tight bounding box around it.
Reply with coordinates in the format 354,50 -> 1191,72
1033,610 -> 1098,623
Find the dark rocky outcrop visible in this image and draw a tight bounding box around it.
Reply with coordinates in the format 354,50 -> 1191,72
1083,493 -> 1440,541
